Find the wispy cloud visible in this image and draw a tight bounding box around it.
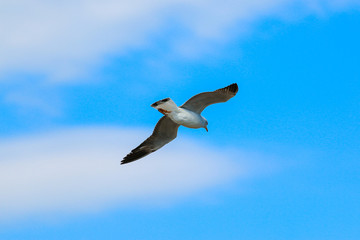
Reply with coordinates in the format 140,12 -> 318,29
4,88 -> 62,117
0,0 -> 358,81
0,127 -> 267,221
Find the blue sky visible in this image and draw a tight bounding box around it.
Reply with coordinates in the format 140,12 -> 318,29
1,1 -> 360,239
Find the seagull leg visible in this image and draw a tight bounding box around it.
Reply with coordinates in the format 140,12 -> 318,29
158,108 -> 172,115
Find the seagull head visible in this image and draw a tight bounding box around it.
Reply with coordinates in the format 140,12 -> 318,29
203,118 -> 208,132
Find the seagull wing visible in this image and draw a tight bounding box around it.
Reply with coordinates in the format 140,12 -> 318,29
121,116 -> 180,164
180,83 -> 238,114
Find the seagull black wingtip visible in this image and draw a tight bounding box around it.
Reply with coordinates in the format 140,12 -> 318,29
228,83 -> 238,94
215,83 -> 238,96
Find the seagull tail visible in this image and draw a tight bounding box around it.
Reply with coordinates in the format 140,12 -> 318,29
151,98 -> 179,113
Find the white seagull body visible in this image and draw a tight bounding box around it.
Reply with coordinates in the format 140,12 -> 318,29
121,83 -> 238,164
155,100 -> 208,130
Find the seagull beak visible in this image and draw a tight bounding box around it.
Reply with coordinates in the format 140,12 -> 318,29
205,126 -> 208,132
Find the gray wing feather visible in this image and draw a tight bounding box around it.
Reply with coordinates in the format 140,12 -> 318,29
181,83 -> 238,113
121,116 -> 180,164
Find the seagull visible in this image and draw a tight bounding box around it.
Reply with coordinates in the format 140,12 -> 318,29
121,83 -> 238,164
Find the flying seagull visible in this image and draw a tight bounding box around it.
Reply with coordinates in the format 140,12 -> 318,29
121,83 -> 238,164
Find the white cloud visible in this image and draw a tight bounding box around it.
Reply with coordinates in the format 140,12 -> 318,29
0,126 -> 264,221
0,0 -> 358,81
